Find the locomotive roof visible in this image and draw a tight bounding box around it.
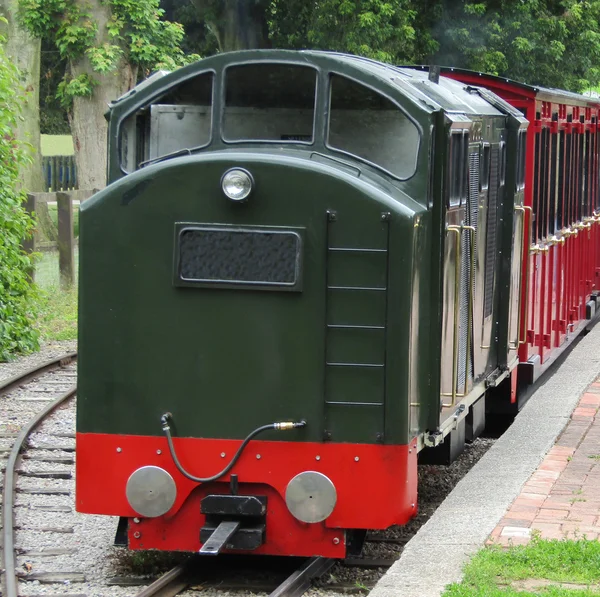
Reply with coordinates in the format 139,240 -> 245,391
111,50 -> 507,119
410,65 -> 598,107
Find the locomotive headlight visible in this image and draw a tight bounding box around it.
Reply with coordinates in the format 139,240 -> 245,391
221,168 -> 254,202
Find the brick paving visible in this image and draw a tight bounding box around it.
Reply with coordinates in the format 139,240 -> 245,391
489,380 -> 600,546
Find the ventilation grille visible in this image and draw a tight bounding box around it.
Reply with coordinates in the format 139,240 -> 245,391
457,151 -> 480,391
178,228 -> 301,286
484,146 -> 499,318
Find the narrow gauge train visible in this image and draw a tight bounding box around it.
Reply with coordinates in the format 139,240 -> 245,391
436,67 -> 600,392
75,50 -> 600,559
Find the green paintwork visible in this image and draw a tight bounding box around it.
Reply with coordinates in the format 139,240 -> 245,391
78,50 -> 522,450
78,152 -> 428,445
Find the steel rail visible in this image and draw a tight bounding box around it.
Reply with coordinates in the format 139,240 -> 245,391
269,556 -> 336,597
135,556 -> 337,597
2,353 -> 78,597
135,563 -> 191,597
0,352 -> 77,396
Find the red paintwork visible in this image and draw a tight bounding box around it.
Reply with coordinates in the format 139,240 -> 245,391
76,433 -> 418,557
444,70 -> 600,376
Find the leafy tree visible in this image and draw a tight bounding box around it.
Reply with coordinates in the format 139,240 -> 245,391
270,0 -> 420,63
18,0 -> 193,189
161,0 -> 218,57
0,0 -> 44,192
0,18 -> 39,361
191,0 -> 271,52
429,0 -> 600,92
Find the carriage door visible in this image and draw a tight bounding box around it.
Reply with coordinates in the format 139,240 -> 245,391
507,129 -> 527,361
440,126 -> 476,410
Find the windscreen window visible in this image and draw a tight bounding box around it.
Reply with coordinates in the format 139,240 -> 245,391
223,64 -> 317,142
328,75 -> 420,179
119,72 -> 213,172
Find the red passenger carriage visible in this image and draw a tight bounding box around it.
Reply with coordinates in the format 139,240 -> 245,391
443,69 -> 600,388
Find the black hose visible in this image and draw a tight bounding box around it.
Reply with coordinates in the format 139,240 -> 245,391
161,413 -> 306,484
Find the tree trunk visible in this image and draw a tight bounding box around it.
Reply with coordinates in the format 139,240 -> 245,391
194,0 -> 271,52
0,0 -> 44,192
69,0 -> 135,190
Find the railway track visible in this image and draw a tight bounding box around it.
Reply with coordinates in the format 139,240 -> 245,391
0,352 -> 393,597
0,350 -> 492,597
129,552 -> 397,597
1,352 -> 78,597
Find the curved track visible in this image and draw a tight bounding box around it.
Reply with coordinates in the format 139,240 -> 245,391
0,352 -> 77,597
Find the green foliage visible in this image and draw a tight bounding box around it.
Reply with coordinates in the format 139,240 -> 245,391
18,0 -> 195,107
160,0 -> 219,57
270,0 -> 419,63
56,73 -> 96,108
0,23 -> 40,361
443,537 -> 600,596
430,0 -> 600,92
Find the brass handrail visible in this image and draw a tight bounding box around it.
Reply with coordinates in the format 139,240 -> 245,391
443,225 -> 461,408
520,205 -> 533,346
441,224 -> 476,408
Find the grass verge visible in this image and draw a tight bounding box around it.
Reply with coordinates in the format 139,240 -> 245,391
443,537 -> 600,596
35,285 -> 78,342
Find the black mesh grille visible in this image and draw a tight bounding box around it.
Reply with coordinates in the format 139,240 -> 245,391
179,228 -> 300,286
484,146 -> 499,318
468,152 -> 480,240
457,151 -> 480,391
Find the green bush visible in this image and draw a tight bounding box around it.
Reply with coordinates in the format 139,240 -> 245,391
0,21 -> 40,361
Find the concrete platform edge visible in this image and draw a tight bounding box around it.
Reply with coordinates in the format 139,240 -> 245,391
369,324 -> 600,597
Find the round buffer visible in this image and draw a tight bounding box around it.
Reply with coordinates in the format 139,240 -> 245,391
285,471 -> 337,523
126,466 -> 177,518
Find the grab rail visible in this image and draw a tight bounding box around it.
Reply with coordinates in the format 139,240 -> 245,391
441,224 -> 476,408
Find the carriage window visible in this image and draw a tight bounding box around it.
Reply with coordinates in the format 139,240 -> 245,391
328,75 -> 419,179
223,64 -> 316,142
120,72 -> 213,172
516,132 -> 526,191
481,143 -> 490,190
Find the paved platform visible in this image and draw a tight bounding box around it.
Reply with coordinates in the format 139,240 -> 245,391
490,379 -> 600,545
369,323 -> 600,597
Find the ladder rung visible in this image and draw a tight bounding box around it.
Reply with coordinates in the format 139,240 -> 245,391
328,247 -> 387,253
327,324 -> 385,330
327,286 -> 386,291
325,401 -> 384,407
326,362 -> 384,368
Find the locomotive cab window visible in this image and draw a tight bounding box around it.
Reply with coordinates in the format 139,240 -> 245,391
119,72 -> 213,172
223,64 -> 317,142
327,75 -> 419,179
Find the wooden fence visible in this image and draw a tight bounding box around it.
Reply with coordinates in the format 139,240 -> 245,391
42,155 -> 78,192
23,189 -> 97,288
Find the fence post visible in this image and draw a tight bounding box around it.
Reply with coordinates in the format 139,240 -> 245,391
56,191 -> 74,288
22,193 -> 37,282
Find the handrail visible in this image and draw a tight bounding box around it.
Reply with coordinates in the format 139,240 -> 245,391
520,205 -> 533,346
441,224 -> 476,408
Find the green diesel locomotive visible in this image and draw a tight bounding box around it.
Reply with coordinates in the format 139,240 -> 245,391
76,51 -> 526,558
